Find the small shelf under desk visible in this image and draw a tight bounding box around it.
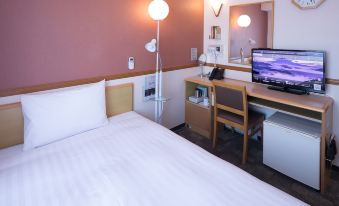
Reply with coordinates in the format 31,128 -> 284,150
185,79 -> 213,139
249,97 -> 322,122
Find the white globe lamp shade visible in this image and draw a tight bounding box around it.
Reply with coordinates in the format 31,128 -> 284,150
237,15 -> 251,28
148,0 -> 169,21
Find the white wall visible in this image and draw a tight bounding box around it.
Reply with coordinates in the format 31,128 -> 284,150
204,0 -> 339,166
106,67 -> 201,129
274,0 -> 339,79
0,67 -> 200,130
204,0 -> 267,68
202,66 -> 251,81
204,0 -> 339,78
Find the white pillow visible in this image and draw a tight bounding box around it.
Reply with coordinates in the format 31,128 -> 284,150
21,80 -> 108,151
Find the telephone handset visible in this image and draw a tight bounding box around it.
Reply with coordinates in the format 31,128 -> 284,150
209,67 -> 224,80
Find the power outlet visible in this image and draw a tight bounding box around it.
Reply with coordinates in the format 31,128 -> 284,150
207,45 -> 223,54
128,57 -> 135,70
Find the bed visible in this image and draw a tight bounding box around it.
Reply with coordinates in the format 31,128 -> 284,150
0,83 -> 307,206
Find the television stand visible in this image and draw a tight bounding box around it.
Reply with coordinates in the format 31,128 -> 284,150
267,86 -> 309,95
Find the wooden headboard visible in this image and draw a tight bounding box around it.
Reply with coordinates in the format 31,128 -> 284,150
0,83 -> 133,149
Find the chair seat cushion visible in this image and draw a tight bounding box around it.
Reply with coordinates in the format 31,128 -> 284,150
218,110 -> 264,128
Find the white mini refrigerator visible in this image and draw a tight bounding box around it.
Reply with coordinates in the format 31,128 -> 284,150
263,112 -> 321,190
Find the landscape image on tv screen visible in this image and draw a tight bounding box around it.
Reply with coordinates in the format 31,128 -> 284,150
252,50 -> 325,93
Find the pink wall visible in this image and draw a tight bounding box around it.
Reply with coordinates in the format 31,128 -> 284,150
230,4 -> 268,58
0,0 -> 203,91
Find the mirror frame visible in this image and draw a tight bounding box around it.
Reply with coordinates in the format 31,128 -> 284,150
228,1 -> 275,66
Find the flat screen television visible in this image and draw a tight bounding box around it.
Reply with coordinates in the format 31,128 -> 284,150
252,49 -> 326,94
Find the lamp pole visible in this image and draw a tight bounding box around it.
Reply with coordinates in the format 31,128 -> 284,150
147,0 -> 169,124
155,20 -> 161,124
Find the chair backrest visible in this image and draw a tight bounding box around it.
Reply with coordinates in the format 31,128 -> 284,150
213,81 -> 248,118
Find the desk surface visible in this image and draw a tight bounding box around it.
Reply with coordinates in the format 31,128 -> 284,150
185,76 -> 333,113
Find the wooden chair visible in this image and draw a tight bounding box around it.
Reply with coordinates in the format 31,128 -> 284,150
212,81 -> 265,164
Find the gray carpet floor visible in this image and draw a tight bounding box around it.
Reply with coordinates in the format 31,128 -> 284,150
174,126 -> 339,206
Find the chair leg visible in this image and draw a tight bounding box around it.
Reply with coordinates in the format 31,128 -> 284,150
213,122 -> 218,149
242,132 -> 249,164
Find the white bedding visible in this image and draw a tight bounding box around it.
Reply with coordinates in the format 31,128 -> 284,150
0,112 -> 307,206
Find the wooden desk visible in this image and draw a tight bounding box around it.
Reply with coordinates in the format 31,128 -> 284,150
185,76 -> 334,193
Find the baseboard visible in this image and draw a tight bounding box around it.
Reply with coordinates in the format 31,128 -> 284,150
171,123 -> 185,132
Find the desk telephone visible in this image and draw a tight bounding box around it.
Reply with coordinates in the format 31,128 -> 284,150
209,67 -> 224,80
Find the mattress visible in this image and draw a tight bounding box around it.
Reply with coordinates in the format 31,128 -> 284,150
0,111 -> 307,206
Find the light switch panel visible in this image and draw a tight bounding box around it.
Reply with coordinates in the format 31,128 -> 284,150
191,48 -> 198,61
128,57 -> 135,70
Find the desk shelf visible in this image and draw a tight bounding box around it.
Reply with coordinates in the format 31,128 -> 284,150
249,97 -> 322,123
185,79 -> 213,139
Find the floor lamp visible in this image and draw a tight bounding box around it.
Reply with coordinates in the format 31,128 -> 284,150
145,0 -> 169,124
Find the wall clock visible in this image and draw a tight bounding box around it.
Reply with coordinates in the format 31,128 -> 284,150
292,0 -> 326,9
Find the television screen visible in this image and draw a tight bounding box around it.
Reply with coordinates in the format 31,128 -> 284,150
252,49 -> 325,94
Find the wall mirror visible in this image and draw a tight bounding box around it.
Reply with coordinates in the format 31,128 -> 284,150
229,1 -> 274,66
